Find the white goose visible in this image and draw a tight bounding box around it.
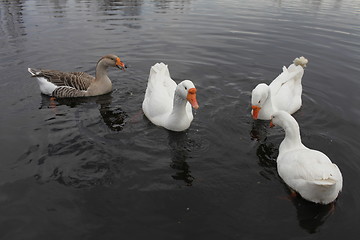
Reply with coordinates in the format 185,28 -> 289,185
270,111 -> 343,204
28,54 -> 126,98
142,63 -> 199,132
251,56 -> 308,120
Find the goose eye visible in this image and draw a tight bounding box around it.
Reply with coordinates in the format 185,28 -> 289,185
258,100 -> 261,104
185,87 -> 187,90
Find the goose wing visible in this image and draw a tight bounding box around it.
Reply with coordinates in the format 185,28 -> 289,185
143,63 -> 177,120
29,68 -> 94,91
279,149 -> 342,188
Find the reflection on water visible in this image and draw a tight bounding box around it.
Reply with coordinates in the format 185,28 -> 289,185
153,0 -> 191,12
96,0 -> 144,14
250,120 -> 270,142
34,94 -> 127,188
97,96 -> 128,132
95,0 -> 144,29
168,131 -> 194,186
39,94 -> 128,131
49,0 -> 68,15
19,0 -> 193,31
0,0 -> 26,67
34,154 -> 115,188
0,0 -> 359,238
251,120 -> 279,180
0,0 -> 25,39
287,188 -> 336,234
256,142 -> 278,181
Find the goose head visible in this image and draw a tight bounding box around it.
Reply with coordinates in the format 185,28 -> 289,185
98,54 -> 127,71
251,83 -> 270,119
176,80 -> 199,109
270,110 -> 292,128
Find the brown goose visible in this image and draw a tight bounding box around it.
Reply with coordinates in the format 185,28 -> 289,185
28,54 -> 126,98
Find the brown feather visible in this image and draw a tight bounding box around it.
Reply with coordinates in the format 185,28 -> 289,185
32,69 -> 94,90
52,86 -> 87,98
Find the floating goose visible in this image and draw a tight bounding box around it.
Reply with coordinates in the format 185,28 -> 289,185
28,54 -> 126,98
142,63 -> 199,132
251,56 -> 308,120
270,111 -> 343,204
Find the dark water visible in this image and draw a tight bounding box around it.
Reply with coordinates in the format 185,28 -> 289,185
1,0 -> 360,239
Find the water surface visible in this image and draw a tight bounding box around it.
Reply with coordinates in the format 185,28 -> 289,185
0,0 -> 360,239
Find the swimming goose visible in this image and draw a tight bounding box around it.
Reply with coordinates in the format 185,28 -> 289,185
142,63 -> 199,132
270,111 -> 342,204
28,54 -> 126,98
251,56 -> 308,120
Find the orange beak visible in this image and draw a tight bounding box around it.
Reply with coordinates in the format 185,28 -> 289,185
116,57 -> 126,71
269,120 -> 275,128
187,88 -> 199,110
251,105 -> 261,120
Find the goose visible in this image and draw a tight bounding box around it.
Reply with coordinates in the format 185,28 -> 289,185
28,54 -> 126,98
251,56 -> 308,120
142,63 -> 199,132
270,111 -> 342,204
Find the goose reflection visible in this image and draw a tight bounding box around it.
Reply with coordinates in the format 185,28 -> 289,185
167,131 -> 194,186
251,119 -> 279,180
250,120 -> 269,142
256,142 -> 278,181
39,94 -> 127,131
287,189 -> 336,233
254,129 -> 335,233
33,94 -> 126,188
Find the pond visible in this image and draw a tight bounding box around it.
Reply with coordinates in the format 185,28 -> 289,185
0,0 -> 359,239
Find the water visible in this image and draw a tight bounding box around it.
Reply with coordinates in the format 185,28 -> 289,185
0,0 -> 359,239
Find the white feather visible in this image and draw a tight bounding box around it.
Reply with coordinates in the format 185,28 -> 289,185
142,63 -> 198,132
271,111 -> 343,204
36,77 -> 57,96
28,68 -> 57,96
251,56 -> 308,120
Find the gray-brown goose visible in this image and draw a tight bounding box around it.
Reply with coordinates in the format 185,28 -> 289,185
28,54 -> 126,98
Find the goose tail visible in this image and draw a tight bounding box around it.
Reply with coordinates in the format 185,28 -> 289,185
293,56 -> 308,68
148,62 -> 171,86
150,62 -> 170,77
27,68 -> 57,96
27,67 -> 40,76
312,179 -> 337,186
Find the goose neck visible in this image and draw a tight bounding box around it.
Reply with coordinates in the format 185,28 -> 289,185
263,87 -> 276,112
95,60 -> 109,80
171,93 -> 187,115
282,120 -> 302,148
